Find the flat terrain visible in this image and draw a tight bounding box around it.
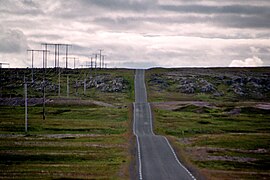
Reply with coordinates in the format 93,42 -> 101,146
0,68 -> 134,179
146,68 -> 270,179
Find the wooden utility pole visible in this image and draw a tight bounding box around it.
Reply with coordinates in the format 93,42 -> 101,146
42,77 -> 45,120
41,43 -> 71,69
84,78 -> 86,95
94,54 -> 97,69
64,57 -> 78,69
42,50 -> 49,120
67,75 -> 69,97
27,50 -> 48,82
24,75 -> 28,132
58,68 -> 61,96
65,44 -> 68,69
75,79 -> 78,96
90,57 -> 93,69
26,49 -> 48,120
102,55 -> 105,69
99,49 -> 103,69
89,57 -> 93,78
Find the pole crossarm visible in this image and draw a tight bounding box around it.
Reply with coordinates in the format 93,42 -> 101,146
41,43 -> 71,69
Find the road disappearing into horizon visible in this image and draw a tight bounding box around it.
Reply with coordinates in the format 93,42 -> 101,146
133,69 -> 195,180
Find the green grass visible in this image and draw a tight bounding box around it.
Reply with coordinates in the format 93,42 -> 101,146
146,67 -> 270,102
0,103 -> 131,179
0,105 -> 128,134
147,67 -> 270,178
0,135 -> 128,179
0,68 -> 134,179
153,103 -> 270,177
1,68 -> 134,105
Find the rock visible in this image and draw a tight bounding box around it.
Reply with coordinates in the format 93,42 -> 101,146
179,83 -> 196,94
232,84 -> 245,96
213,91 -> 224,97
86,75 -> 128,92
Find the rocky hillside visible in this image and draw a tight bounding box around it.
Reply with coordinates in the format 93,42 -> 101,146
148,68 -> 270,101
0,68 -> 131,98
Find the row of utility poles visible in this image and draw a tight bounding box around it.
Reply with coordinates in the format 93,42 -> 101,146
25,43 -> 71,132
24,43 -> 108,132
27,47 -> 107,70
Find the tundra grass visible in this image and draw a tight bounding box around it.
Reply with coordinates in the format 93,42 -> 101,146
153,105 -> 270,179
0,105 -> 130,179
146,67 -> 270,102
1,68 -> 134,104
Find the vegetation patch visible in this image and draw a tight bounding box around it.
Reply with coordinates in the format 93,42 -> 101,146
0,68 -> 134,179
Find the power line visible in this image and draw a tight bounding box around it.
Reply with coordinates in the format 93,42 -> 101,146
27,50 -> 49,82
98,49 -> 103,69
41,43 -> 71,69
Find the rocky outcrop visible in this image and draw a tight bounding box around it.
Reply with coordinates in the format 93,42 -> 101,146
85,75 -> 128,92
149,69 -> 270,99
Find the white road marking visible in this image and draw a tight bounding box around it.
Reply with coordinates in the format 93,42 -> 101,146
164,137 -> 196,180
134,70 -> 196,180
133,103 -> 143,180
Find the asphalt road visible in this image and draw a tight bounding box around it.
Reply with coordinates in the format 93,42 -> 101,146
134,69 -> 195,180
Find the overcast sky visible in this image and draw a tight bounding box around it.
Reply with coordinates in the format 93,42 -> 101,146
0,0 -> 270,68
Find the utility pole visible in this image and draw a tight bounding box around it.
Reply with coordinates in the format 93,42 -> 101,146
102,55 -> 105,69
42,50 -> 49,120
75,79 -> 78,96
27,50 -> 34,82
63,57 -> 78,69
63,44 -> 72,69
89,56 -> 93,78
24,75 -> 28,132
27,50 -> 48,82
41,43 -> 71,69
45,44 -> 48,68
94,54 -> 97,69
90,57 -> 93,69
65,45 -> 68,69
57,45 -> 61,96
99,49 -> 103,69
54,45 -> 57,68
84,78 -> 86,95
38,50 -> 49,69
57,45 -> 60,67
58,68 -> 61,96
42,77 -> 45,120
67,75 -> 69,97
26,49 -> 48,120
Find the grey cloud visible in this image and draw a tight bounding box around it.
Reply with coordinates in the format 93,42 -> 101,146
1,0 -> 270,68
0,26 -> 29,53
160,4 -> 270,15
214,14 -> 270,29
80,0 -> 157,11
29,33 -> 63,40
0,0 -> 43,15
51,0 -> 157,19
94,12 -> 270,31
158,4 -> 270,29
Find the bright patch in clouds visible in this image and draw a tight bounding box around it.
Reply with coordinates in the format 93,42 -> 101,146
229,56 -> 264,67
